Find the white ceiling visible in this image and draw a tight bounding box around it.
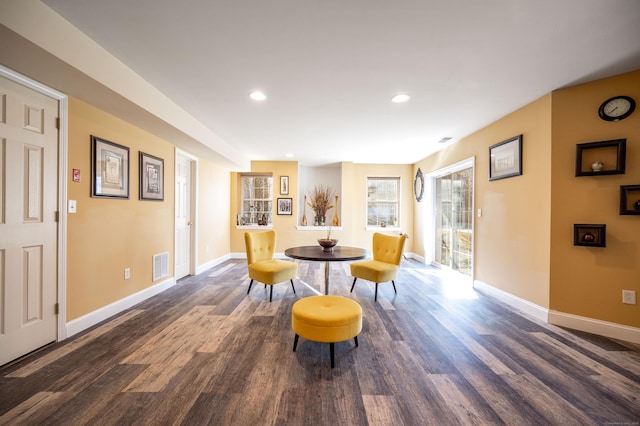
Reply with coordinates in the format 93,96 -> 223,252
42,0 -> 640,166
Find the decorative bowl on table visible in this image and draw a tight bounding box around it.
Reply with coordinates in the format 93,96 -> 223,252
317,238 -> 338,252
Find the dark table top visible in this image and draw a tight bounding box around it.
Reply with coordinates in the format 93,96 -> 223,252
284,245 -> 368,262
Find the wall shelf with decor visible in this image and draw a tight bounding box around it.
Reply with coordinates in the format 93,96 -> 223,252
575,139 -> 626,177
620,185 -> 640,215
573,224 -> 606,247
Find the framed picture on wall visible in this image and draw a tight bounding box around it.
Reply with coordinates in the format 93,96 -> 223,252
139,152 -> 164,201
277,198 -> 293,215
91,135 -> 130,198
489,134 -> 523,181
280,176 -> 289,195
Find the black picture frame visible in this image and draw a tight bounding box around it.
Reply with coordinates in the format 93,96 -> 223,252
90,135 -> 130,199
489,135 -> 523,181
139,152 -> 164,201
277,198 -> 293,215
575,139 -> 626,176
573,224 -> 606,247
620,185 -> 640,215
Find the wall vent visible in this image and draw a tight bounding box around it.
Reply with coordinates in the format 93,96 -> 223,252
153,252 -> 169,281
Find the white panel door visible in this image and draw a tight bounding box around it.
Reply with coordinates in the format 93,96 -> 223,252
0,76 -> 58,366
175,153 -> 192,280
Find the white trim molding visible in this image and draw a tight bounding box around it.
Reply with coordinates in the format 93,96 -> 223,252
195,254 -> 233,275
65,277 -> 176,338
474,279 -> 640,344
548,311 -> 640,345
474,280 -> 549,323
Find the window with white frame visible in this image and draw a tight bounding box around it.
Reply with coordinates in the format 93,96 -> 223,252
367,177 -> 400,227
240,174 -> 273,225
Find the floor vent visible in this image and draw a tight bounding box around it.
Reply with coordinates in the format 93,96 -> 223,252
153,252 -> 169,281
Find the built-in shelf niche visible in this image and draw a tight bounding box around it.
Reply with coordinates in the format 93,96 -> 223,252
298,164 -> 342,228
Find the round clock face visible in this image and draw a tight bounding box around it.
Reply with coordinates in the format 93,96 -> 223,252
598,96 -> 635,121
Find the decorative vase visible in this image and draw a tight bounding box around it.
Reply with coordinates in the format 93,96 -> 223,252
583,232 -> 595,242
315,216 -> 326,226
591,161 -> 604,172
333,195 -> 339,226
301,195 -> 308,226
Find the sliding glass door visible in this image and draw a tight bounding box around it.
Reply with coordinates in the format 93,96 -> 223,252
434,167 -> 473,276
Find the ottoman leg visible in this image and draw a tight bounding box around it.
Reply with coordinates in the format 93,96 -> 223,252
374,283 -> 379,301
269,285 -> 273,302
293,334 -> 299,352
330,342 -> 335,368
354,336 -> 359,347
350,277 -> 357,292
247,279 -> 254,294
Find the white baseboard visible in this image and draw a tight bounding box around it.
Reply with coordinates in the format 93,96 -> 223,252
474,280 -> 549,323
474,279 -> 640,344
65,277 -> 176,338
548,310 -> 640,344
195,253 -> 232,275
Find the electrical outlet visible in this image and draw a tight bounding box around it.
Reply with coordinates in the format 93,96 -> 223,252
124,268 -> 131,280
622,290 -> 636,305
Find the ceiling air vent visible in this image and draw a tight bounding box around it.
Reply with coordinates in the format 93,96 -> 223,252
438,137 -> 452,143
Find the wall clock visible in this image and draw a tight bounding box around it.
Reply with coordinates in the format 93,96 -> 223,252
598,95 -> 635,121
414,168 -> 424,202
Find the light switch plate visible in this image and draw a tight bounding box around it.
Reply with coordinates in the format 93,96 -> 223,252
68,200 -> 77,213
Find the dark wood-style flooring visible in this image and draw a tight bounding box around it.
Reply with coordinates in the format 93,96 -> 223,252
1,258 -> 639,425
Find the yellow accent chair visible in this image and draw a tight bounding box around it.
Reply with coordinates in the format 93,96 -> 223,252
349,232 -> 407,301
292,295 -> 362,368
244,230 -> 297,302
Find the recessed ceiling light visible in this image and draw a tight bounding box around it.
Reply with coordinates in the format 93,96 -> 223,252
249,91 -> 267,101
285,153 -> 293,158
391,94 -> 410,103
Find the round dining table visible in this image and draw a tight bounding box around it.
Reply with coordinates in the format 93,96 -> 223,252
284,245 -> 368,295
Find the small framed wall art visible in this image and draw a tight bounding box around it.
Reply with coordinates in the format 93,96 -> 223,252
277,198 -> 293,215
91,135 -> 130,199
280,176 -> 289,195
139,152 -> 164,201
489,135 -> 523,181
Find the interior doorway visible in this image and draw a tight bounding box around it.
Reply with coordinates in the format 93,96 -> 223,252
432,159 -> 474,277
175,150 -> 197,280
0,69 -> 65,365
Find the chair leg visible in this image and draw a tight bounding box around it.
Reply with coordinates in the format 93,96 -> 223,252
354,336 -> 359,347
350,277 -> 357,292
374,283 -> 379,301
269,285 -> 273,302
293,334 -> 299,352
330,342 -> 335,368
392,280 -> 397,293
291,279 -> 296,294
247,279 -> 254,294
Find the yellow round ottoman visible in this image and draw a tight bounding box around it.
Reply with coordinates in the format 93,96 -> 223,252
292,295 -> 363,368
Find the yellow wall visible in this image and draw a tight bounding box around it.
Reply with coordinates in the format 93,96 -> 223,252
197,158 -> 232,263
67,97 -> 175,320
415,95 -> 553,308
230,161 -> 414,255
550,69 -> 640,327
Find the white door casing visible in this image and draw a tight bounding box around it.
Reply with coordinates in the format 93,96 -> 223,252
0,75 -> 59,366
175,152 -> 193,280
